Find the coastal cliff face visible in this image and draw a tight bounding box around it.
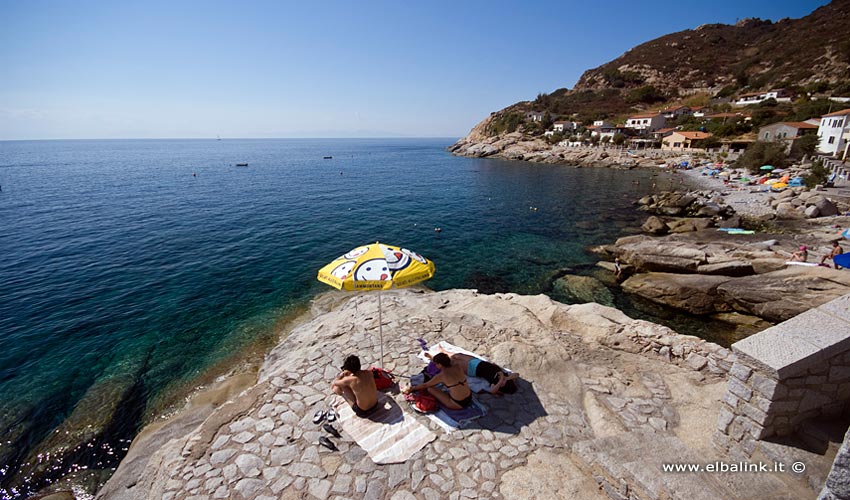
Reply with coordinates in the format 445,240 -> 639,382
451,0 -> 850,160
575,0 -> 850,95
448,131 -> 663,168
95,289 -> 823,500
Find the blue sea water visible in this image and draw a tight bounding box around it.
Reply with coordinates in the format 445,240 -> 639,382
0,138 -> 665,497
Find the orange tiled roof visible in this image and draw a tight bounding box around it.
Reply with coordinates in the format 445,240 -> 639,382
674,131 -> 713,140
780,122 -> 818,129
823,108 -> 850,117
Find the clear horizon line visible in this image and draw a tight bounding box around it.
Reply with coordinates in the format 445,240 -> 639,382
0,136 -> 462,142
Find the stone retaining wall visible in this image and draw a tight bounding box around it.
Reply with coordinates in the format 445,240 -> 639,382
714,294 -> 850,457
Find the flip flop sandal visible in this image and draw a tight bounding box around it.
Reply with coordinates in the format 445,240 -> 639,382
312,409 -> 326,424
323,423 -> 341,438
318,436 -> 338,451
326,409 -> 338,422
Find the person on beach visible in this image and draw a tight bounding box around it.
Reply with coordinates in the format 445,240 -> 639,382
821,241 -> 844,269
614,257 -> 622,279
331,355 -> 379,417
790,245 -> 808,262
424,347 -> 519,395
403,353 -> 473,409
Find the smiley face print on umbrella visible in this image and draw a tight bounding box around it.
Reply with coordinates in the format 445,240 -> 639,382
318,242 -> 434,291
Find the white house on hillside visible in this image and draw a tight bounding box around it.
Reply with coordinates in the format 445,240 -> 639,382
625,113 -> 666,133
659,106 -> 691,119
661,131 -> 713,151
553,121 -> 578,133
817,108 -> 850,158
734,89 -> 794,107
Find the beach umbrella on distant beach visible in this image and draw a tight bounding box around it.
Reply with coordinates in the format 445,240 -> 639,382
760,165 -> 775,171
317,242 -> 435,368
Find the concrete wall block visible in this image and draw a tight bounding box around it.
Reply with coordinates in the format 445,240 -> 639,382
789,388 -> 807,399
771,400 -> 800,414
808,363 -> 830,375
800,390 -> 834,413
738,416 -> 767,439
728,378 -> 753,401
823,401 -> 847,418
722,392 -> 741,409
750,373 -> 780,399
717,407 -> 735,432
830,365 -> 850,383
730,362 -> 753,382
751,395 -> 771,413
740,436 -> 758,456
730,419 -> 747,441
716,358 -> 734,372
786,377 -> 808,387
838,382 -> 850,400
741,403 -> 768,425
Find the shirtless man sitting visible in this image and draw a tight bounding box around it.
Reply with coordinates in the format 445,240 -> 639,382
821,241 -> 845,269
331,355 -> 379,417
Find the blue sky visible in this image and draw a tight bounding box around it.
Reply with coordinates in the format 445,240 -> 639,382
0,0 -> 831,140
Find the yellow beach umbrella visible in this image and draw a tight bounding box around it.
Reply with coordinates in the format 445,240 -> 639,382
318,242 -> 435,367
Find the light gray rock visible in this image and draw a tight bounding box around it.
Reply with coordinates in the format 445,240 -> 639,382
621,272 -> 731,315
234,478 -> 264,498
235,454 -> 263,477
210,449 -> 237,465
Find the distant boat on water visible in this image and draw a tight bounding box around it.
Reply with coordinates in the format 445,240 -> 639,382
323,156 -> 333,159
236,163 -> 248,167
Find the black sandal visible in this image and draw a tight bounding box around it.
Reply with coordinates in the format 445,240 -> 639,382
323,423 -> 341,438
319,436 -> 338,451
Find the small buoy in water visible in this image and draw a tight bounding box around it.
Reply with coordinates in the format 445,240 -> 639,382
348,208 -> 352,211
434,227 -> 442,233
340,171 -> 343,175
193,172 -> 197,177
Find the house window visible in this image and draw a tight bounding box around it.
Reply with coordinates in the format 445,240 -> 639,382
764,133 -> 769,139
829,136 -> 836,144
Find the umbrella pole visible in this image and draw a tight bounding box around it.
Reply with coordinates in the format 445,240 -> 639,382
378,291 -> 384,369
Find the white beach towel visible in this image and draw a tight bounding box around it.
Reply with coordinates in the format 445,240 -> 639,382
334,394 -> 436,464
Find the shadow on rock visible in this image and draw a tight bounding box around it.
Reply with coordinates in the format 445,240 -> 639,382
454,379 -> 547,434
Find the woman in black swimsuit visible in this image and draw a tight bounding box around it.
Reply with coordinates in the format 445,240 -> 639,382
403,353 -> 473,409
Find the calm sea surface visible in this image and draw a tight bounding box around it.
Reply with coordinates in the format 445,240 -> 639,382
0,138 -> 675,497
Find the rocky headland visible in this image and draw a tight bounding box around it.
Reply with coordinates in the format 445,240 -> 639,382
92,289 -> 823,500
30,135 -> 850,500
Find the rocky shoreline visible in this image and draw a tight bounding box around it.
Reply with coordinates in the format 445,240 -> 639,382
37,153 -> 850,500
448,132 -> 669,169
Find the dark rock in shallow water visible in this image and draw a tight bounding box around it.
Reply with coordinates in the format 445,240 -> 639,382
2,361 -> 147,499
553,275 -> 615,306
